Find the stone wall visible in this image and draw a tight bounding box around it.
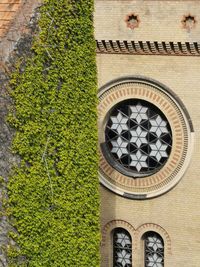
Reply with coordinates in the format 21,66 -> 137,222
0,1 -> 40,265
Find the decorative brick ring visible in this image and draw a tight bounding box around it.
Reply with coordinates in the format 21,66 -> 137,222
98,77 -> 194,199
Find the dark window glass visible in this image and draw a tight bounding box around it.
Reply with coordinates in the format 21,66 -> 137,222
113,228 -> 132,267
144,232 -> 164,267
105,99 -> 172,177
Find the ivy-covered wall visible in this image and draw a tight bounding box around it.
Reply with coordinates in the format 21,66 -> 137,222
7,0 -> 100,266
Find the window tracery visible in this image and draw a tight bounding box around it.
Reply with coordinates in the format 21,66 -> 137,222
113,228 -> 132,267
144,232 -> 164,267
105,99 -> 172,176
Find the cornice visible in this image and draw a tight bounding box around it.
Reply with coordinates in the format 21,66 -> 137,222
96,40 -> 200,56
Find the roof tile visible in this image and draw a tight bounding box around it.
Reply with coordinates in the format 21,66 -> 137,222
0,0 -> 21,37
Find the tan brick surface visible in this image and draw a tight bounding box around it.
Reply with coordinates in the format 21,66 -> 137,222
96,1 -> 200,266
95,0 -> 200,42
98,53 -> 200,267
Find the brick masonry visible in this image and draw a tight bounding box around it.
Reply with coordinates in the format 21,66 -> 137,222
0,0 -> 199,266
95,1 -> 200,266
98,81 -> 190,197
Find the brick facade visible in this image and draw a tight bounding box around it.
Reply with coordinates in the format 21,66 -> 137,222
95,1 -> 200,266
0,0 -> 199,266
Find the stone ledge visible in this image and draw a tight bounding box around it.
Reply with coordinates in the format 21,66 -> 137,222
96,40 -> 200,56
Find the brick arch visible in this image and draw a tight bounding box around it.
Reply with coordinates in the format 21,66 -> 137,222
101,219 -> 135,247
136,223 -> 172,254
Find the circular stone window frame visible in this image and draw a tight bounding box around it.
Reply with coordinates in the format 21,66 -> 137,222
103,98 -> 173,177
98,76 -> 194,199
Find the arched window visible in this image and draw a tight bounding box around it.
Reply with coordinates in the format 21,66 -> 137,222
113,228 -> 132,267
144,231 -> 164,267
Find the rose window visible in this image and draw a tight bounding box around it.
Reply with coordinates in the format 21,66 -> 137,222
104,99 -> 172,177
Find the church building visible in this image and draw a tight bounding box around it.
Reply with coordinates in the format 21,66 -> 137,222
95,1 -> 199,266
0,0 -> 199,266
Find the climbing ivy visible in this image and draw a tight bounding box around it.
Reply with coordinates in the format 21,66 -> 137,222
7,0 -> 100,266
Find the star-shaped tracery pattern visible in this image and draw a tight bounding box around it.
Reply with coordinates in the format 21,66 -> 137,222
130,126 -> 147,147
110,112 -> 128,134
105,99 -> 172,175
114,229 -> 132,267
130,104 -> 148,123
116,232 -> 132,247
147,236 -> 164,251
150,115 -> 168,137
145,233 -> 164,267
116,250 -> 132,267
111,137 -> 128,159
147,254 -> 163,267
130,150 -> 148,171
150,140 -> 168,162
